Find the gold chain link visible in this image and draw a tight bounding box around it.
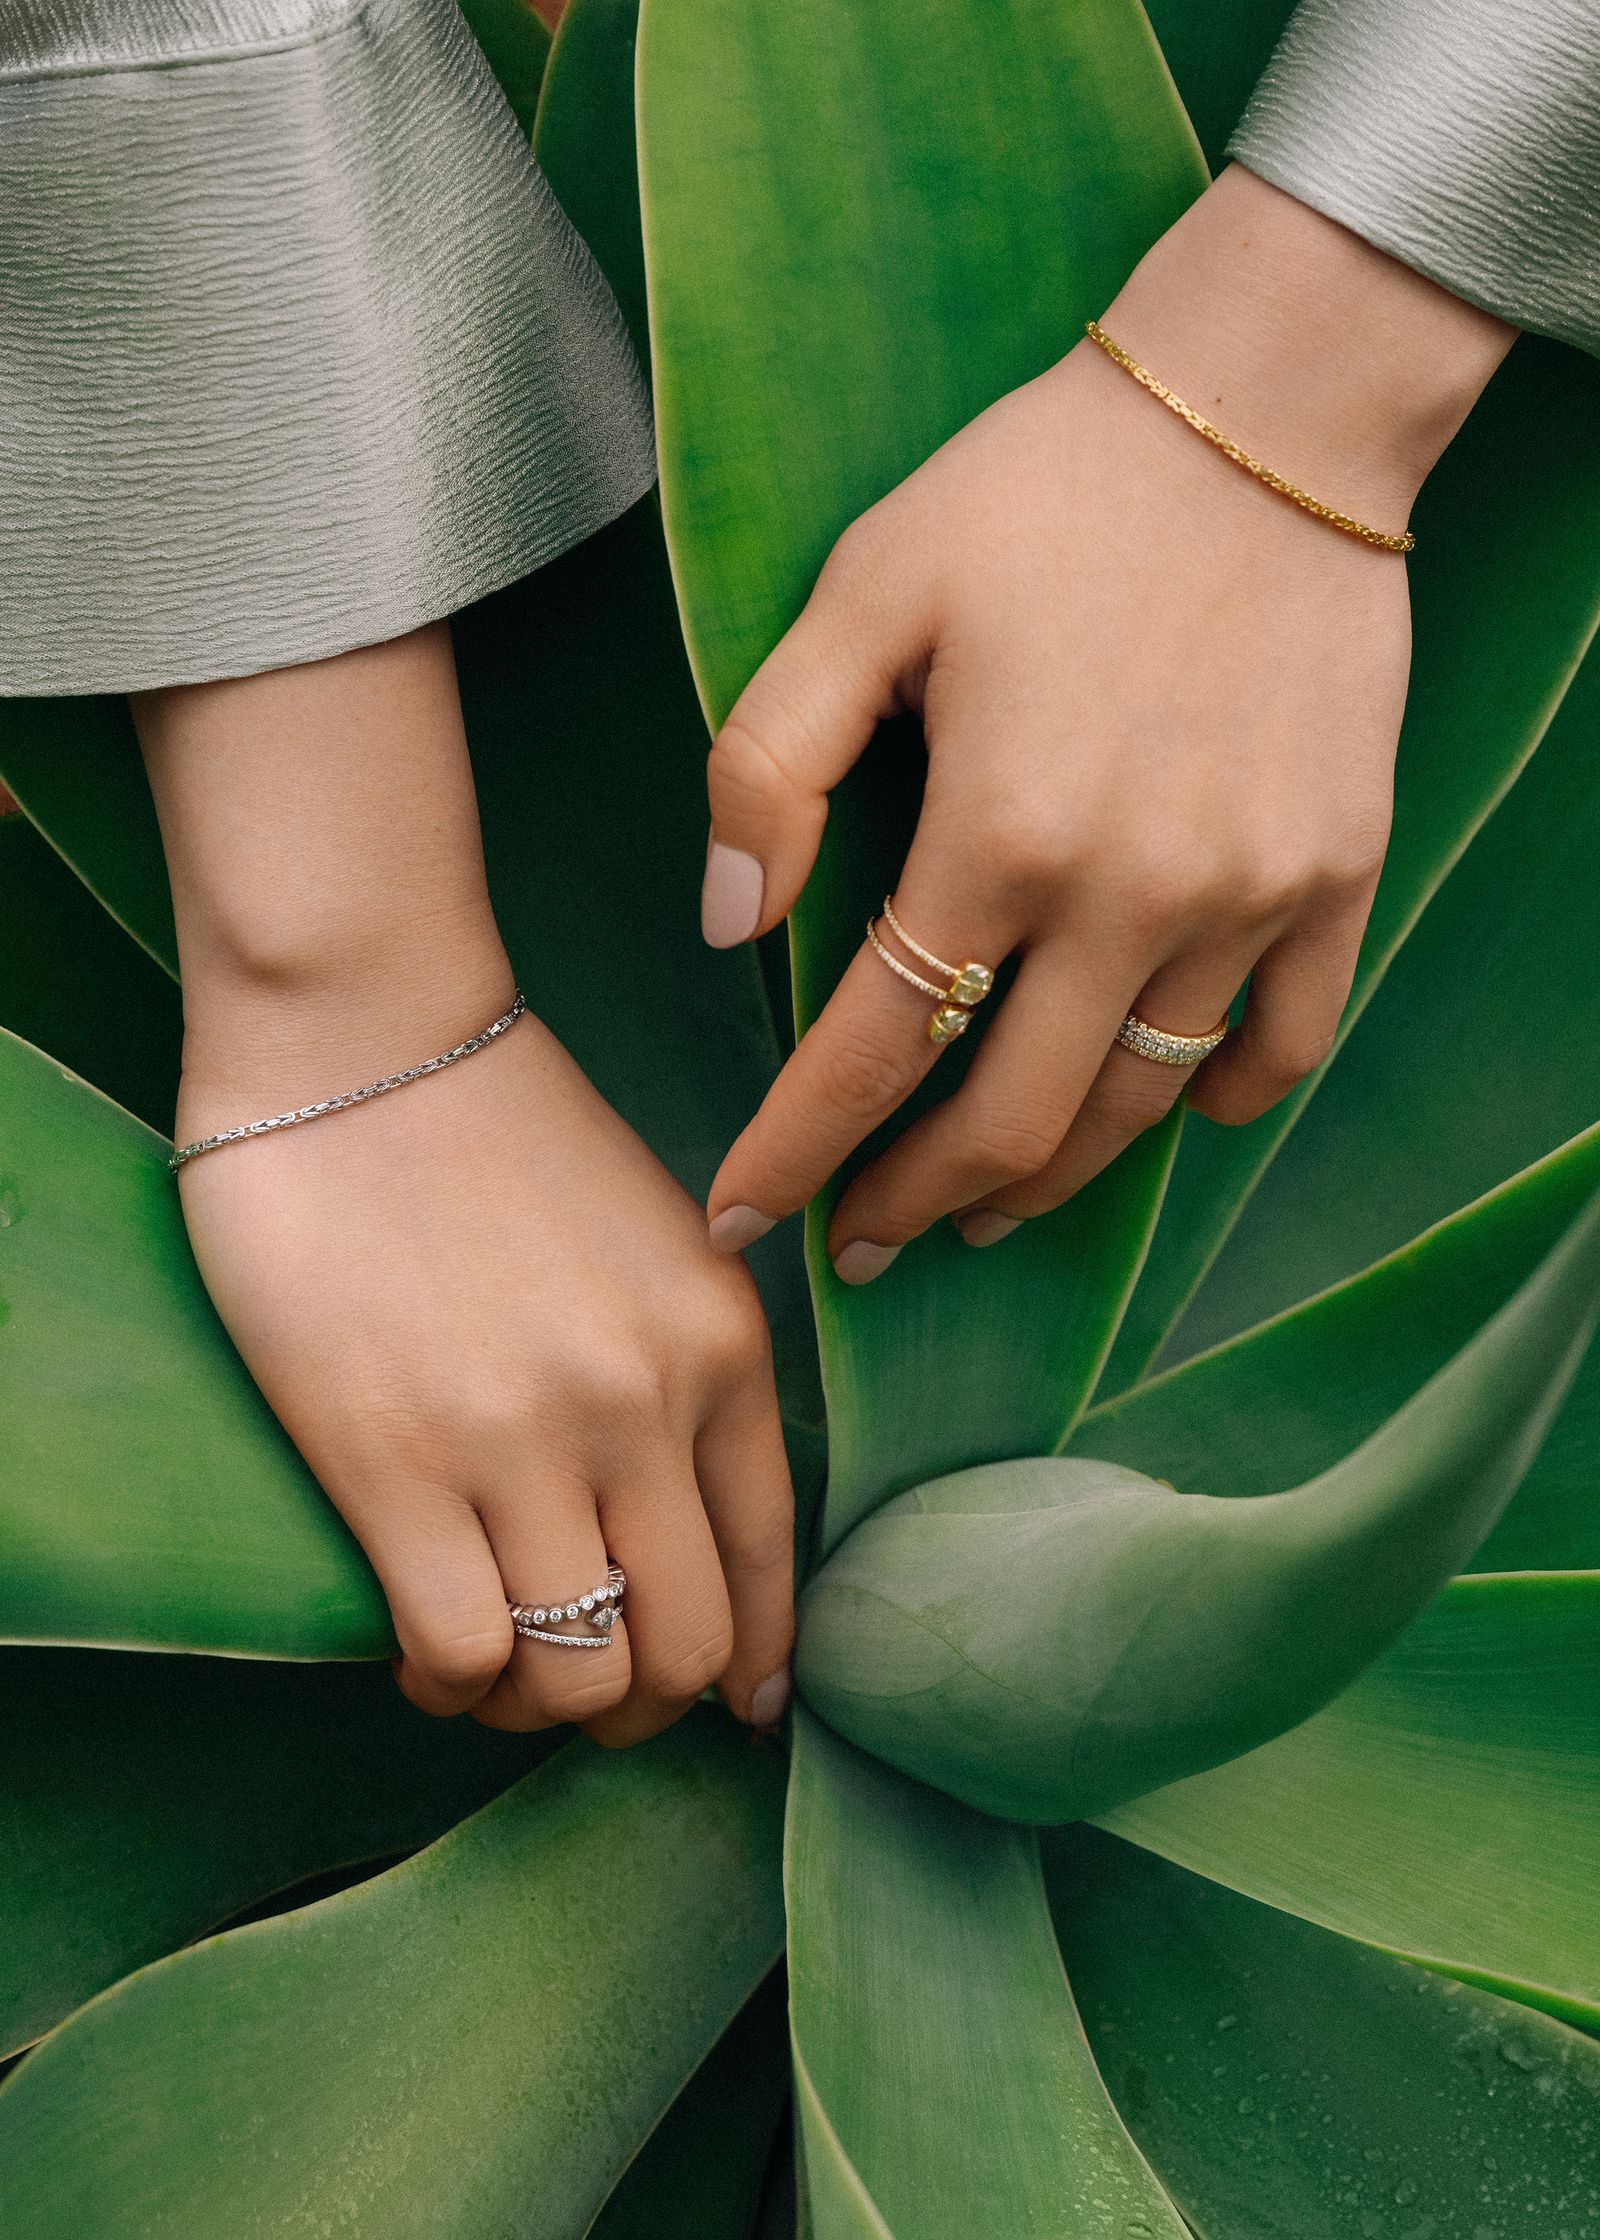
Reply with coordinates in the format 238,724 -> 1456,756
1085,319 -> 1415,554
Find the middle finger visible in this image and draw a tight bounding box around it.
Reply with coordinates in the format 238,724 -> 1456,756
825,934 -> 1146,1270
707,891 -> 1021,1249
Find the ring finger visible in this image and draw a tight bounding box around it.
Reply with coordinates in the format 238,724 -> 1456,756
472,1475 -> 634,1733
963,900 -> 1369,1232
823,933 -> 1148,1267
954,939 -> 1266,1236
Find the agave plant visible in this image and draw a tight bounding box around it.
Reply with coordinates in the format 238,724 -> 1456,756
2,0 -> 1598,2232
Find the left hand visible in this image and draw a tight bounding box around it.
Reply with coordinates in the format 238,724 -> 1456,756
697,167 -> 1514,1281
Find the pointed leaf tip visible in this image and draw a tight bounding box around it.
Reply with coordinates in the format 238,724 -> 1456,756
797,1187 -> 1600,1822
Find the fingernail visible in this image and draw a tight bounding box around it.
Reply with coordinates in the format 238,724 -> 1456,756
701,841 -> 765,948
708,1203 -> 776,1254
833,1240 -> 901,1286
954,1210 -> 1022,1249
749,1666 -> 791,1728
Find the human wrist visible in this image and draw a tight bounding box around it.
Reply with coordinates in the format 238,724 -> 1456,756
175,897 -> 518,1120
1084,163 -> 1516,522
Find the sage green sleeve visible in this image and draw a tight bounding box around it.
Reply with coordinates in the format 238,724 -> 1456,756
1228,0 -> 1600,359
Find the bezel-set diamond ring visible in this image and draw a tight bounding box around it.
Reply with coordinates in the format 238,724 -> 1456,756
509,1563 -> 627,1650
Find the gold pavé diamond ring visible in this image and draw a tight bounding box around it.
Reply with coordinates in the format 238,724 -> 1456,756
867,897 -> 996,1046
1115,1012 -> 1229,1066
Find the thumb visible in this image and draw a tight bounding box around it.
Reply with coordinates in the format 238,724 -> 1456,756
701,530 -> 919,947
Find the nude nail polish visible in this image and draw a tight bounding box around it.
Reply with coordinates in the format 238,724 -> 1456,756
701,841 -> 764,948
708,1204 -> 776,1253
833,1240 -> 902,1286
750,1667 -> 791,1728
955,1210 -> 1022,1249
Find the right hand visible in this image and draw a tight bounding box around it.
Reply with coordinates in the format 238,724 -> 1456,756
175,968 -> 794,1744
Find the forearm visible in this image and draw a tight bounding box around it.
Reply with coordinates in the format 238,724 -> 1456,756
1085,164 -> 1517,525
132,622 -> 512,1116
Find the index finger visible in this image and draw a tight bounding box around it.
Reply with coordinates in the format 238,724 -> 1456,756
706,898 -> 1014,1259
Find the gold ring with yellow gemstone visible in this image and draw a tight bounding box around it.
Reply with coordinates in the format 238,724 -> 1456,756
867,897 -> 996,1046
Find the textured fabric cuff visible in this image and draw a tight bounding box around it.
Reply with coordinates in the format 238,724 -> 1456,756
1227,0 -> 1600,361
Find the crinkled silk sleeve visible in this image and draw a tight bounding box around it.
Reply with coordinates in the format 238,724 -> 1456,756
0,0 -> 657,696
1229,0 -> 1600,360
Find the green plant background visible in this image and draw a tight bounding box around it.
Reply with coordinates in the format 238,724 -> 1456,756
1,0 -> 1596,2232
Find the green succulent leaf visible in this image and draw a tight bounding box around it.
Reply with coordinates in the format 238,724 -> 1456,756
0,1713 -> 785,2236
0,1025 -> 388,1657
0,697 -> 177,975
1106,335 -> 1600,1392
1072,1119 -> 1600,1575
1098,1574 -> 1600,2029
457,0 -> 552,137
753,2122 -> 800,2240
0,813 -> 180,1133
1049,1824 -> 1600,2239
786,1710 -> 1186,2240
797,1187 -> 1600,1821
1139,0 -> 1296,170
535,0 -> 649,367
638,0 -> 1206,1540
0,1647 -> 556,2058
593,1971 -> 790,2240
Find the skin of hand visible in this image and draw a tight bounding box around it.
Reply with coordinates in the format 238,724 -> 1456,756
134,624 -> 794,1741
698,165 -> 1517,1282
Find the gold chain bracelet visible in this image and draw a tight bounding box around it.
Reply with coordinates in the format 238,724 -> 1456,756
1084,318 -> 1415,554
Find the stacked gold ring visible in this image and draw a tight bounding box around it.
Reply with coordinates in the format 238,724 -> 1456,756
1115,1012 -> 1228,1065
867,897 -> 996,1045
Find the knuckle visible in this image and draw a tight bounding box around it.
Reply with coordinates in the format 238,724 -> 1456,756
1229,860 -> 1316,924
963,1103 -> 1062,1183
535,1655 -> 634,1724
1313,842 -> 1385,904
815,1022 -> 922,1127
1115,852 -> 1183,933
649,1622 -> 736,1706
583,1345 -> 673,1428
708,712 -> 792,820
1160,853 -> 1292,929
696,1279 -> 772,1379
1093,1070 -> 1181,1138
412,1624 -> 512,1698
721,1504 -> 795,1583
981,807 -> 1072,902
822,506 -> 888,586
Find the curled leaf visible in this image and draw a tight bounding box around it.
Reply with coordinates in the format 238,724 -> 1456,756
798,1190 -> 1600,1822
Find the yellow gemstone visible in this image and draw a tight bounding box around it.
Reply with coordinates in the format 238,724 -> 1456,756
949,963 -> 993,1005
929,1005 -> 971,1046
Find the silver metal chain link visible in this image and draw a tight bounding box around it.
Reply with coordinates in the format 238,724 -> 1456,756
169,992 -> 527,1174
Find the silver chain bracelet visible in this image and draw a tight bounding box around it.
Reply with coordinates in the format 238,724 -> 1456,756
169,991 -> 527,1175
